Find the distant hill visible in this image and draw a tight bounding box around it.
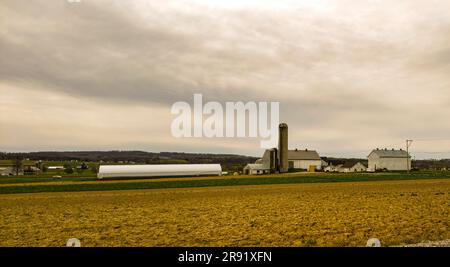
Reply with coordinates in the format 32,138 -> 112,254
0,151 -> 258,172
1,152 -> 448,171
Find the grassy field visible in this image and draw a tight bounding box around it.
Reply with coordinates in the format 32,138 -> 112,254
0,179 -> 448,247
0,171 -> 449,194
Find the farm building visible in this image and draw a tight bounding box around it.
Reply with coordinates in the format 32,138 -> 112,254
346,162 -> 367,172
287,149 -> 322,171
97,164 -> 222,179
47,166 -> 64,170
324,164 -> 339,172
243,164 -> 270,175
23,166 -> 41,175
244,148 -> 323,174
368,148 -> 411,171
0,165 -> 40,176
243,123 -> 323,174
324,162 -> 367,172
0,167 -> 13,176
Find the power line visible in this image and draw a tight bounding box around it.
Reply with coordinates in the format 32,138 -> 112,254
411,138 -> 450,142
406,140 -> 413,173
411,151 -> 450,154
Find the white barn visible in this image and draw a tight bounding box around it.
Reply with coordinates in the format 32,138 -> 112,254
288,149 -> 322,170
368,149 -> 411,171
97,164 -> 222,179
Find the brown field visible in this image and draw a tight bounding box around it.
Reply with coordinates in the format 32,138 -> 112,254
0,179 -> 448,247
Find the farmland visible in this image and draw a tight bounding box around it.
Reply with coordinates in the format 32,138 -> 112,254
0,170 -> 450,194
0,179 -> 448,247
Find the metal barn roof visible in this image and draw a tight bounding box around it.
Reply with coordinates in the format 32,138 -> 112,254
341,161 -> 367,168
369,149 -> 410,158
288,150 -> 321,160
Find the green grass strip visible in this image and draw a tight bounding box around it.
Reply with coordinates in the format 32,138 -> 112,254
1,171 -> 449,194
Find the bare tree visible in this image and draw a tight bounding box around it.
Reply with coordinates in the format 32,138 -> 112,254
13,156 -> 23,176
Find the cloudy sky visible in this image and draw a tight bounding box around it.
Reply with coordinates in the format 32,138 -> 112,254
1,0 -> 450,158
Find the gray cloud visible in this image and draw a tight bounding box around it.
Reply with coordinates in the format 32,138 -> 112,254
2,0 -> 450,157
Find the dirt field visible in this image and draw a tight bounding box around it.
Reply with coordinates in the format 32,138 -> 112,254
0,179 -> 448,247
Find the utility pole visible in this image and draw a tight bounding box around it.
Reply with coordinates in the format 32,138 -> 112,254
406,139 -> 413,173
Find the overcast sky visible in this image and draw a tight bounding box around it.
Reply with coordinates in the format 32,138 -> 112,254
1,0 -> 450,158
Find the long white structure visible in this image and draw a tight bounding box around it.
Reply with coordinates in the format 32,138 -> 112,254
97,164 -> 222,179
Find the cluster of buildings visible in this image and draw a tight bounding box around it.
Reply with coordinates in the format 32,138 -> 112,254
243,123 -> 412,174
244,148 -> 324,175
0,165 -> 41,176
1,123 -> 412,178
1,164 -> 73,176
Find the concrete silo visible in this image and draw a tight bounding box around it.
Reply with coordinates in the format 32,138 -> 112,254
278,123 -> 288,173
269,148 -> 277,172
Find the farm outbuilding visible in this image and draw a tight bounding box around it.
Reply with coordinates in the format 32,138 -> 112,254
47,166 -> 64,170
97,164 -> 222,179
243,164 -> 270,175
349,162 -> 367,172
0,167 -> 13,176
335,162 -> 367,173
368,148 -> 411,171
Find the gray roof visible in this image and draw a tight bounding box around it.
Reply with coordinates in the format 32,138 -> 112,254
369,149 -> 410,158
342,162 -> 367,168
341,162 -> 356,168
288,150 -> 321,160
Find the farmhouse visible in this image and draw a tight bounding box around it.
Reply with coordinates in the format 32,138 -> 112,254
348,162 -> 367,172
324,164 -> 340,172
324,162 -> 367,173
339,162 -> 367,173
368,148 -> 411,171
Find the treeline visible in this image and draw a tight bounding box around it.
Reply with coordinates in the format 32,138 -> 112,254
322,157 -> 450,170
412,159 -> 450,170
0,151 -> 258,172
3,152 -> 448,172
321,157 -> 368,166
0,151 -> 156,162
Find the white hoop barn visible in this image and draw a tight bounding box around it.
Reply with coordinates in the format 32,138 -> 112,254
97,164 -> 222,179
